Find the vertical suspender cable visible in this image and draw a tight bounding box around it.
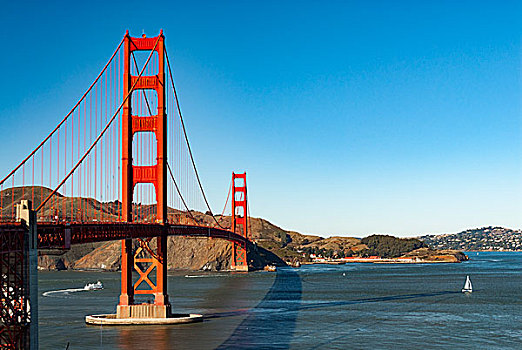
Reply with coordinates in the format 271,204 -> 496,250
164,49 -> 225,229
37,35 -> 160,213
0,38 -> 124,188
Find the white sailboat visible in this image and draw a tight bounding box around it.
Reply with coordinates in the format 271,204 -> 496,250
461,275 -> 472,293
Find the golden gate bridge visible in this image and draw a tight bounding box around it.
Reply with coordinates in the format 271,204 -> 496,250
0,30 -> 251,349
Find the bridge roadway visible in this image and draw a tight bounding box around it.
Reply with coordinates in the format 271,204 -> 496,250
1,222 -> 247,250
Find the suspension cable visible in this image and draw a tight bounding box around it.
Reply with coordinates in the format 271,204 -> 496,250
164,48 -> 225,229
220,178 -> 232,217
166,162 -> 197,223
132,46 -> 217,227
0,37 -> 125,187
247,197 -> 252,240
36,35 -> 160,212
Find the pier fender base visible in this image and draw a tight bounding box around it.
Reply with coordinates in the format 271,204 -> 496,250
85,313 -> 203,325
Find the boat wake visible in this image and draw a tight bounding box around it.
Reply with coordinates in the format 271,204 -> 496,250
43,281 -> 103,297
184,274 -> 227,278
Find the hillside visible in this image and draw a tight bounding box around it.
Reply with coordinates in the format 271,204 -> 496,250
41,236 -> 285,272
359,235 -> 427,258
420,226 -> 522,251
2,186 -> 468,270
37,214 -> 367,271
36,213 -> 338,271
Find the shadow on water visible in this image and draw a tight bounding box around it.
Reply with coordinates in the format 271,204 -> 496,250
297,290 -> 461,311
216,267 -> 303,349
210,267 -> 461,349
206,290 -> 461,320
307,291 -> 462,349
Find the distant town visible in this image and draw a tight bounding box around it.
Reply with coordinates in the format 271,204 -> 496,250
420,226 -> 522,251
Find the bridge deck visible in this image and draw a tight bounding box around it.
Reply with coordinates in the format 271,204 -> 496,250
1,222 -> 246,249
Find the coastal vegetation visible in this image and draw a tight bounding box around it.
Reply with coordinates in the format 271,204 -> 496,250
359,235 -> 426,258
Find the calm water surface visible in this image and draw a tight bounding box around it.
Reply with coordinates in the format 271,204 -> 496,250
38,252 -> 521,349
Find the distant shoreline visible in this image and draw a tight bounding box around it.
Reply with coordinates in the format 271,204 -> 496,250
303,261 -> 459,265
301,250 -> 521,266
304,257 -> 461,265
465,250 -> 522,252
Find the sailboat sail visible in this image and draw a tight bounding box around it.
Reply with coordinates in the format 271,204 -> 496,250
462,275 -> 472,293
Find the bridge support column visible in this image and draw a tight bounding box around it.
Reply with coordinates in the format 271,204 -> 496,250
154,232 -> 169,306
117,239 -> 134,309
116,233 -> 171,319
15,200 -> 38,349
230,172 -> 249,271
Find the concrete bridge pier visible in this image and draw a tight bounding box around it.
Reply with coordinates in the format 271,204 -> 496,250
16,200 -> 38,349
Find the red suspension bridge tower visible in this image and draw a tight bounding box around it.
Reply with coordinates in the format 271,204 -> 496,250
118,31 -> 170,318
231,172 -> 249,271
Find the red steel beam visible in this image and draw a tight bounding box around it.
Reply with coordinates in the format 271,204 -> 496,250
33,222 -> 247,249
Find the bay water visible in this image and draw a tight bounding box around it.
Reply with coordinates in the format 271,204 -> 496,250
38,252 -> 521,349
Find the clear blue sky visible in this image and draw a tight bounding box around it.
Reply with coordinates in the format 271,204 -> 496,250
0,0 -> 520,237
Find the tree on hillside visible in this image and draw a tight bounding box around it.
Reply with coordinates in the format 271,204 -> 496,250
360,235 -> 426,258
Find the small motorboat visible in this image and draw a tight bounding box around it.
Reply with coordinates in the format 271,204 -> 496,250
84,281 -> 103,291
461,275 -> 472,293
